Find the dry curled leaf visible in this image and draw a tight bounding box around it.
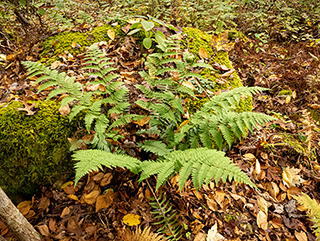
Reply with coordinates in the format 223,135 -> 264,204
211,31 -> 234,52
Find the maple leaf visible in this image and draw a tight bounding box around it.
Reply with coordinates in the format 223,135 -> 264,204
211,31 -> 235,52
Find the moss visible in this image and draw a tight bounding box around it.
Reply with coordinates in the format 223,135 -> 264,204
39,24 -> 125,65
0,100 -> 81,198
182,27 -> 252,114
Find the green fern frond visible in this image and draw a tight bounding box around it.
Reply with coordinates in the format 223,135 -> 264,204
139,148 -> 257,191
138,140 -> 172,156
294,193 -> 320,240
148,190 -> 182,241
73,150 -> 141,184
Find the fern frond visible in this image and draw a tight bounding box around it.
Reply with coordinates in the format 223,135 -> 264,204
294,193 -> 320,240
73,150 -> 141,184
148,190 -> 182,241
137,140 -> 172,156
139,148 -> 257,191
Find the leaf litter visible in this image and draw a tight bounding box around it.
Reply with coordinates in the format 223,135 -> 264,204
0,14 -> 319,241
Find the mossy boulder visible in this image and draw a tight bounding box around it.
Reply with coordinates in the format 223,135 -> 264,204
0,100 -> 80,198
181,27 -> 252,113
39,24 -> 125,65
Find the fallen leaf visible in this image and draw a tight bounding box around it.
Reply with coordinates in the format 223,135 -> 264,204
84,190 -> 100,205
108,29 -> 115,40
182,81 -> 195,91
194,231 -> 206,241
37,224 -> 50,236
257,196 -> 268,215
295,231 -> 308,241
17,99 -> 36,116
122,214 -> 140,226
211,31 -> 234,52
257,210 -> 268,230
268,182 -> 279,200
50,60 -> 61,70
60,206 -> 70,218
199,47 -> 208,59
96,189 -> 114,212
270,218 -> 283,229
133,116 -> 151,126
49,218 -> 56,232
100,173 -> 113,186
17,200 -> 32,216
243,153 -> 256,160
220,69 -> 235,78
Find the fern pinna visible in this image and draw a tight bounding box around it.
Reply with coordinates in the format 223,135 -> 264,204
174,86 -> 277,150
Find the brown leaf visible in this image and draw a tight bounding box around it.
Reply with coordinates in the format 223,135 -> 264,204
17,97 -> 36,116
37,224 -> 50,237
182,81 -> 195,91
38,197 -> 50,211
84,190 -> 100,205
92,172 -> 104,182
60,206 -> 70,218
267,182 -> 280,200
63,184 -> 75,195
270,218 -> 283,229
220,69 -> 235,78
100,173 -> 113,186
95,189 -> 114,212
257,196 -> 268,215
49,218 -> 56,233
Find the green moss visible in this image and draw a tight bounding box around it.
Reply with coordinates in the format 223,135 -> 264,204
181,27 -> 252,114
39,24 -> 125,65
0,100 -> 80,198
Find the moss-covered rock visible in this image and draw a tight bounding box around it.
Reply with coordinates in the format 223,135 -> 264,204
39,24 -> 125,65
181,27 -> 252,113
0,100 -> 80,198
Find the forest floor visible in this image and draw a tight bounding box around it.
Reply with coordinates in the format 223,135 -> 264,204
0,8 -> 320,241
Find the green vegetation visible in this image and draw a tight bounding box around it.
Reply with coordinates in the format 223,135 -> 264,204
0,100 -> 79,197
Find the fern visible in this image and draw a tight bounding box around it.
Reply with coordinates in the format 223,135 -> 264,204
23,44 -> 133,151
72,150 -> 141,184
127,226 -> 165,241
137,140 -> 172,156
294,193 -> 320,240
139,148 -> 257,191
174,87 -> 277,150
148,190 -> 182,240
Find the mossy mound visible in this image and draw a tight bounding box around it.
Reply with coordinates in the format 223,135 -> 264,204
181,27 -> 252,113
0,100 -> 80,198
39,24 -> 125,65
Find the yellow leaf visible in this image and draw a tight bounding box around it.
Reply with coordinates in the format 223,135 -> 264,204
285,95 -> 291,104
133,116 -> 151,126
243,153 -> 256,160
199,47 -> 208,59
107,29 -> 115,40
295,231 -> 308,241
122,214 -> 141,226
17,200 -> 32,216
211,31 -> 234,52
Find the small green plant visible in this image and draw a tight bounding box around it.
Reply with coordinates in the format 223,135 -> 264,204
127,15 -> 178,49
